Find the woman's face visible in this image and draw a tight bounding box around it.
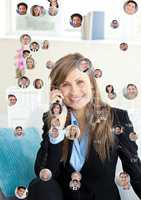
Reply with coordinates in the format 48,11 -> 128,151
70,126 -> 77,136
33,6 -> 41,16
125,2 -> 136,14
27,58 -> 34,68
60,68 -> 92,111
107,86 -> 113,93
53,104 -> 61,114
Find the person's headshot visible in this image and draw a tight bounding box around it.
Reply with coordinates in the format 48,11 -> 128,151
39,168 -> 52,182
69,179 -> 81,191
129,132 -> 138,141
23,50 -> 30,58
42,40 -> 49,49
17,2 -> 28,15
18,76 -> 30,88
50,102 -> 62,115
111,19 -> 119,29
48,0 -> 59,8
8,94 -> 17,106
31,5 -> 44,17
123,83 -> 138,100
14,126 -> 24,137
70,13 -> 83,28
15,186 -> 28,199
105,84 -> 116,100
26,56 -> 35,69
46,60 -> 55,69
30,42 -> 40,52
117,172 -> 130,190
51,116 -> 61,128
34,79 -> 44,89
48,6 -> 58,16
49,127 -> 59,138
94,69 -> 102,78
71,172 -> 82,182
77,58 -> 92,72
65,125 -> 80,140
120,42 -> 128,51
20,34 -> 31,47
123,0 -> 138,15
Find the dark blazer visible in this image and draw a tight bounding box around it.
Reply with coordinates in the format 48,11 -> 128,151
34,107 -> 141,200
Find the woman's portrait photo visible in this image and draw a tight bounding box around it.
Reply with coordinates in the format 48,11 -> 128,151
70,13 -> 83,28
123,0 -> 138,15
26,56 -> 35,69
33,79 -> 44,89
77,58 -> 92,72
105,84 -> 117,100
65,125 -> 80,140
42,40 -> 49,49
39,168 -> 52,182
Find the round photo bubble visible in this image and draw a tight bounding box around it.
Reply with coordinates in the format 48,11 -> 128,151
94,69 -> 102,78
30,41 -> 40,52
48,0 -> 59,8
23,50 -> 30,58
42,40 -> 49,49
31,5 -> 45,17
18,76 -> 30,88
70,13 -> 83,28
123,83 -> 138,100
77,58 -> 92,73
49,127 -> 59,138
39,168 -> 52,182
20,34 -> 31,47
123,0 -> 138,15
33,79 -> 44,89
117,172 -> 130,190
46,60 -> 55,69
113,125 -> 124,135
50,102 -> 62,116
69,180 -> 81,191
14,126 -> 24,137
71,171 -> 82,181
48,6 -> 58,16
110,19 -> 119,29
17,2 -> 28,15
51,116 -> 61,128
8,94 -> 17,107
65,125 -> 80,140
26,56 -> 35,69
129,132 -> 138,141
15,186 -> 28,199
105,85 -> 116,100
120,42 -> 128,51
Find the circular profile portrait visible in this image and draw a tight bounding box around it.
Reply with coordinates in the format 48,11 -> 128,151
23,50 -> 30,58
70,13 -> 83,28
31,5 -> 45,17
8,94 -> 17,106
39,168 -> 52,182
18,76 -> 30,88
113,125 -> 124,135
49,127 -> 59,138
48,0 -> 59,8
116,172 -> 130,190
123,0 -> 138,15
50,102 -> 62,116
77,58 -> 92,72
71,171 -> 82,181
65,125 -> 80,140
26,56 -> 35,69
69,179 -> 81,191
33,79 -> 44,89
14,126 -> 24,137
20,34 -> 31,47
30,41 -> 40,52
111,19 -> 119,29
123,83 -> 138,100
48,6 -> 58,16
105,84 -> 116,100
17,2 -> 28,15
129,132 -> 138,141
120,42 -> 128,51
42,40 -> 49,49
94,69 -> 102,78
51,116 -> 61,128
15,186 -> 28,199
46,60 -> 55,69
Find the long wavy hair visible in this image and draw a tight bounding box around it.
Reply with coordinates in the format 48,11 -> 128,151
49,53 -> 114,161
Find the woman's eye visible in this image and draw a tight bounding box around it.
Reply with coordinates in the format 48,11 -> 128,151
77,80 -> 84,85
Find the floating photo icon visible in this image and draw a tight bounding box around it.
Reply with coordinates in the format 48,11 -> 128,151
26,56 -> 35,69
39,168 -> 52,182
14,126 -> 24,137
48,6 -> 58,16
123,0 -> 138,15
20,34 -> 31,47
123,83 -> 138,100
94,69 -> 102,78
77,58 -> 92,72
120,42 -> 128,51
30,41 -> 40,52
129,132 -> 138,141
42,40 -> 49,49
65,125 -> 80,140
31,5 -> 45,17
23,50 -> 30,58
15,186 -> 28,199
17,2 -> 28,15
18,76 -> 30,88
8,94 -> 17,106
33,79 -> 44,89
113,125 -> 124,135
71,171 -> 82,181
49,127 -> 59,138
105,84 -> 117,100
69,179 -> 81,191
111,19 -> 119,29
70,13 -> 83,28
46,60 -> 55,69
116,172 -> 130,190
51,116 -> 61,128
50,102 -> 62,116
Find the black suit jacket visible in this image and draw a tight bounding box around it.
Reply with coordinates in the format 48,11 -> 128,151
34,108 -> 141,200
